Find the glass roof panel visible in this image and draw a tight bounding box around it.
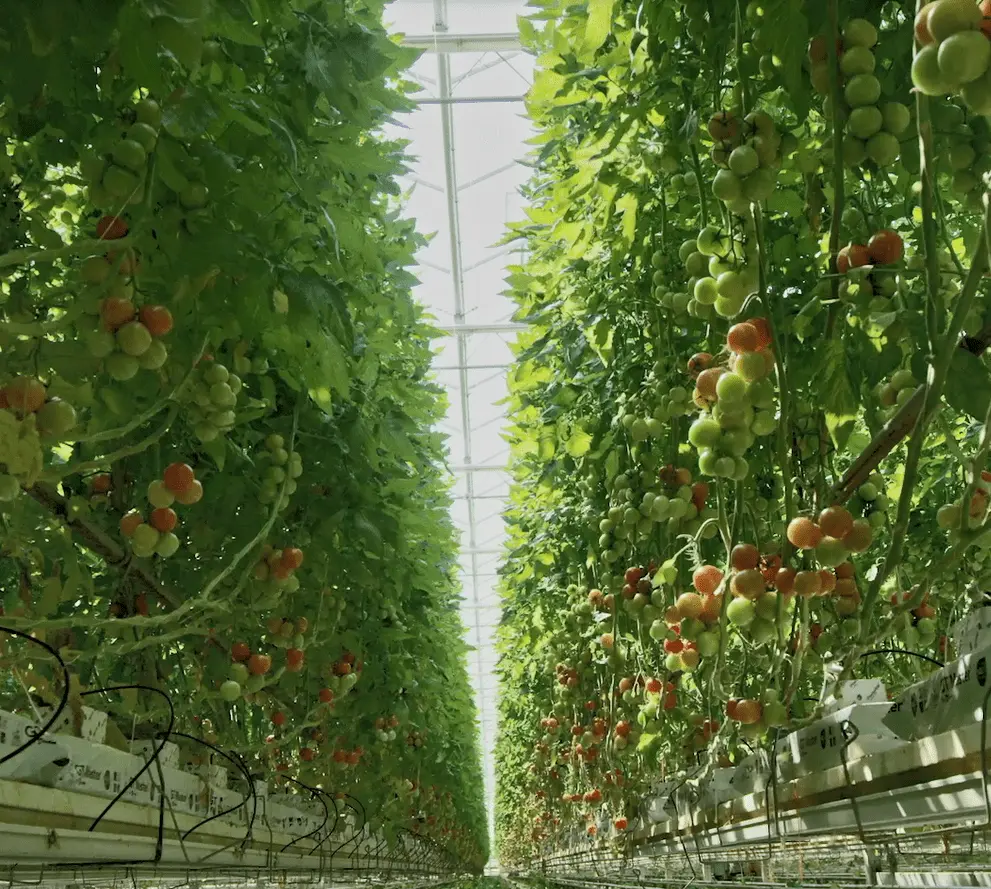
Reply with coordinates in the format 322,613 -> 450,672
385,1 -> 531,855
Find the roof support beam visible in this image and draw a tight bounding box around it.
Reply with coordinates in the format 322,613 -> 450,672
401,32 -> 522,53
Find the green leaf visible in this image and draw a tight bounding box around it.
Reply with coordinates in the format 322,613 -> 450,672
819,337 -> 859,416
565,429 -> 592,458
582,0 -> 616,57
200,436 -> 227,470
36,577 -> 62,618
946,349 -> 991,421
117,6 -> 166,96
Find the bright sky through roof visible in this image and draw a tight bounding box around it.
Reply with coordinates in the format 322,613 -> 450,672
384,0 -> 533,855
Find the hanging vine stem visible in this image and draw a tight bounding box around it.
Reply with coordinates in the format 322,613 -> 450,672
859,201 -> 991,643
957,393 -> 991,538
0,235 -> 135,271
915,6 -> 946,355
734,0 -> 751,115
752,206 -> 794,537
689,143 -> 709,228
45,403 -> 180,484
66,334 -> 210,450
197,397 -> 302,605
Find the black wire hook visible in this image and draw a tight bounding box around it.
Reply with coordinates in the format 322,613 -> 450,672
0,625 -> 70,767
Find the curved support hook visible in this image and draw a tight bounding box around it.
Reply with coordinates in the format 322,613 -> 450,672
0,625 -> 71,767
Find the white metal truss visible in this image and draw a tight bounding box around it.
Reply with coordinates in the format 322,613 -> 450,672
389,0 -> 533,862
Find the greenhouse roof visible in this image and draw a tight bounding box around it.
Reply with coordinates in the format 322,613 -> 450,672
385,0 -> 533,848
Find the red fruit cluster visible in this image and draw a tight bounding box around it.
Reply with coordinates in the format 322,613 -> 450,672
332,649 -> 357,676
726,698 -> 763,725
256,544 -> 304,581
837,230 -> 903,273
163,461 -> 204,505
555,662 -> 579,687
588,587 -> 616,613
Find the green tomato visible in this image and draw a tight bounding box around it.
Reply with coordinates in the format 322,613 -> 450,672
712,169 -> 743,203
848,106 -> 883,140
727,598 -> 756,627
755,592 -> 778,622
750,618 -> 776,644
105,352 -> 140,381
180,182 -> 209,209
950,141 -> 977,171
927,0 -> 982,43
156,532 -> 180,558
128,123 -> 159,151
138,339 -> 168,370
840,46 -> 876,77
715,270 -> 745,301
912,45 -> 954,96
135,98 -> 163,128
842,17 -> 877,49
219,680 -> 242,702
963,67 -> 991,114
686,251 -> 709,277
736,352 -> 767,384
132,522 -> 160,552
116,321 -> 152,357
866,131 -> 900,166
694,276 -> 719,305
112,139 -> 148,172
714,294 -> 744,318
689,417 -> 722,449
728,145 -> 759,176
0,473 -> 21,501
844,73 -> 881,107
698,448 -> 719,476
103,164 -> 141,198
881,102 -> 911,135
938,30 -> 991,85
716,372 -> 747,403
36,399 -> 77,438
842,135 -> 868,167
816,536 -> 849,568
743,168 -> 776,202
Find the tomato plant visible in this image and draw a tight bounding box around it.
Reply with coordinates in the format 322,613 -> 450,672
495,0 -> 991,866
0,0 -> 486,869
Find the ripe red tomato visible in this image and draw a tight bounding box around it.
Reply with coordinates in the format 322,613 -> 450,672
174,479 -> 204,505
281,547 -> 304,570
119,510 -> 143,537
867,229 -> 904,265
731,543 -> 760,571
100,296 -> 136,332
319,687 -> 334,704
271,710 -> 286,727
837,243 -> 870,274
707,111 -> 739,142
286,648 -> 304,671
623,565 -> 643,585
96,215 -> 128,240
91,473 -> 112,493
2,376 -> 47,415
248,653 -> 272,675
163,462 -> 196,495
300,747 -> 314,762
138,305 -> 173,336
231,641 -> 251,663
150,507 -> 177,533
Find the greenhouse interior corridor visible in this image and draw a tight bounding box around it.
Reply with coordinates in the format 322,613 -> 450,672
6,0 -> 991,887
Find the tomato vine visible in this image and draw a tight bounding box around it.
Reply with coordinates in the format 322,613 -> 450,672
0,0 -> 487,868
495,0 -> 991,865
